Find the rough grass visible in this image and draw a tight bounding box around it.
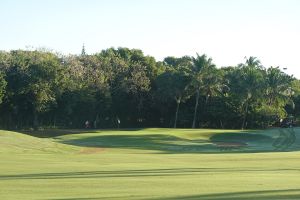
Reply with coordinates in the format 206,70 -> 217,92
0,128 -> 300,200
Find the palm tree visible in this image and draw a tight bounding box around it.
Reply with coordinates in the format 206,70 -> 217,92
156,70 -> 191,128
157,57 -> 192,128
245,56 -> 261,68
239,57 -> 264,129
191,54 -> 219,128
264,67 -> 294,120
266,67 -> 293,105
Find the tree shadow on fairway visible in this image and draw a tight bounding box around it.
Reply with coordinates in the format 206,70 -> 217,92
18,128 -> 144,138
210,132 -> 272,143
209,132 -> 274,152
1,167 -> 300,181
19,129 -> 100,138
57,130 -> 300,153
59,134 -> 216,153
145,189 -> 300,200
46,197 -> 146,200
47,198 -> 100,200
17,128 -> 300,153
210,128 -> 300,153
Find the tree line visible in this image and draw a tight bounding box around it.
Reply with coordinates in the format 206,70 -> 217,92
0,47 -> 299,130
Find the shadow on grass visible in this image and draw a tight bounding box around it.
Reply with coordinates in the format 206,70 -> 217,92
47,195 -> 146,200
45,189 -> 300,200
61,134 -> 218,153
19,128 -> 144,138
145,189 -> 300,200
19,129 -> 99,138
57,132 -> 299,154
210,132 -> 272,143
1,167 -> 300,180
44,189 -> 300,200
17,128 -> 300,154
47,198 -> 100,200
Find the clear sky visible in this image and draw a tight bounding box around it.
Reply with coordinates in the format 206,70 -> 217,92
1,0 -> 300,77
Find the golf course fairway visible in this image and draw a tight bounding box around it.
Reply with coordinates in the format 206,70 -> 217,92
0,128 -> 300,200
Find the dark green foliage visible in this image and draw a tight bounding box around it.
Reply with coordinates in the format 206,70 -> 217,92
0,72 -> 7,105
0,49 -> 297,129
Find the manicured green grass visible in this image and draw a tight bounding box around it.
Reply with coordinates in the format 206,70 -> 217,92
0,128 -> 300,199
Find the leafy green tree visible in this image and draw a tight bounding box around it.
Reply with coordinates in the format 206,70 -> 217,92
0,48 -> 298,129
290,79 -> 300,119
0,51 -> 9,105
156,68 -> 191,128
0,72 -> 7,105
4,50 -> 63,129
95,48 -> 153,127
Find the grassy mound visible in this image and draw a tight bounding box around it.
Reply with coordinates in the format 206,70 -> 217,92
0,130 -> 76,153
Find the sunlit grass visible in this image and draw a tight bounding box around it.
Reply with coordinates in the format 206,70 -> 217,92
0,128 -> 300,200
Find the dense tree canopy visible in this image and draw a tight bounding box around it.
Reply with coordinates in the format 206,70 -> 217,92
0,48 -> 297,130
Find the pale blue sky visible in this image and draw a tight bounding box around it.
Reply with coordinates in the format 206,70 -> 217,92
1,0 -> 300,77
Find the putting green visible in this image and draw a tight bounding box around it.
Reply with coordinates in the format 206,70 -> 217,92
0,128 -> 300,200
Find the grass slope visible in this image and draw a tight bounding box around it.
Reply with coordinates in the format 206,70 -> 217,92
0,130 -> 77,153
0,128 -> 300,200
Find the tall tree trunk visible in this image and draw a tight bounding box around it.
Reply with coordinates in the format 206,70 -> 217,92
200,95 -> 210,128
8,113 -> 12,130
174,99 -> 181,128
137,94 -> 143,115
33,110 -> 39,130
53,115 -> 56,128
220,120 -> 224,129
94,114 -> 99,129
205,95 -> 209,105
192,89 -> 200,128
241,101 -> 249,130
